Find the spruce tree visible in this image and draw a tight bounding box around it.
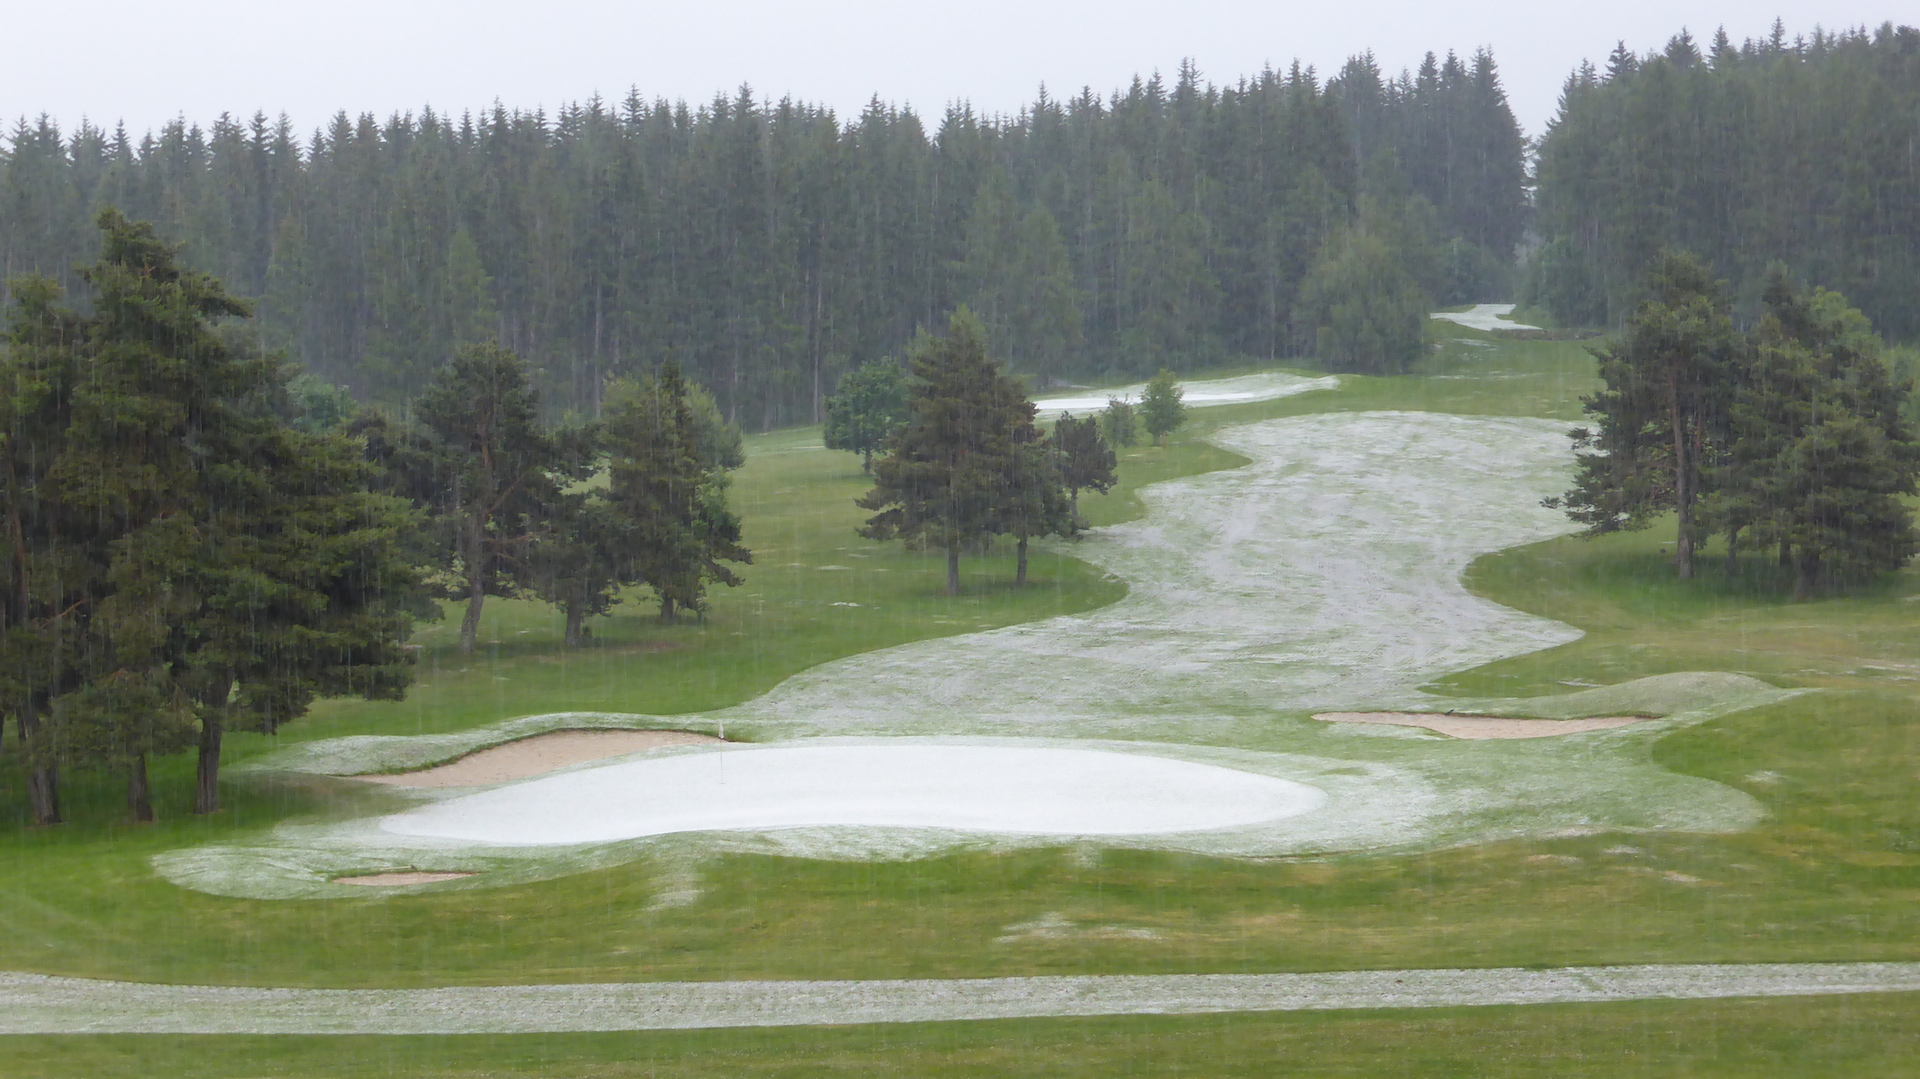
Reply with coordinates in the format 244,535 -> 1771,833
1710,273 -> 1920,598
858,310 -> 1035,595
1049,412 -> 1117,520
1,210 -> 427,820
1554,252 -> 1739,577
414,343 -> 592,653
604,363 -> 750,621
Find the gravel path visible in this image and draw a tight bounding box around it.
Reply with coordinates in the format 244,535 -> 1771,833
5,963 -> 1915,1034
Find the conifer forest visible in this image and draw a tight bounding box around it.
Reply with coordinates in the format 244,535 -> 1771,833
5,16 -> 1920,1072
2,53 -> 1528,424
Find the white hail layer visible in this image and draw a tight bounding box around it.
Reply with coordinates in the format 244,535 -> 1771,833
6,963 -> 1917,1034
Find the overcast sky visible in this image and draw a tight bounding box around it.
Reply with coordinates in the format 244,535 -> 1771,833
5,2 -> 1909,142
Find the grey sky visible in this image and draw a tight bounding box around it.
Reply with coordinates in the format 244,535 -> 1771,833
6,2 -> 1908,141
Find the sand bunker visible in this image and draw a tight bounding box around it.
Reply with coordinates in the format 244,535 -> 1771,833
332,871 -> 476,886
1313,712 -> 1649,739
1033,371 -> 1336,415
1429,303 -> 1541,332
378,744 -> 1326,846
354,729 -> 724,787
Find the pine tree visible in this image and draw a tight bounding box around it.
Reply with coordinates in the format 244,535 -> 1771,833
858,310 -> 1035,595
1553,252 -> 1740,578
1,211 -> 427,820
414,343 -> 592,653
603,363 -> 750,621
1049,412 -> 1118,520
1710,273 -> 1920,597
530,492 -> 633,646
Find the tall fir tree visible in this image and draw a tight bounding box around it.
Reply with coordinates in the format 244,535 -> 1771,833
858,310 -> 1037,595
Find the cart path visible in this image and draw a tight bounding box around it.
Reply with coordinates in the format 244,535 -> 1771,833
5,962 -> 1916,1034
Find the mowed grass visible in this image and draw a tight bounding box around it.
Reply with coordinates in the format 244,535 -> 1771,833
5,329 -> 1920,1070
8,995 -> 1920,1078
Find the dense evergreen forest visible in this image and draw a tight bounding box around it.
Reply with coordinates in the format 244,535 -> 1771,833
1530,21 -> 1920,340
0,55 -> 1525,426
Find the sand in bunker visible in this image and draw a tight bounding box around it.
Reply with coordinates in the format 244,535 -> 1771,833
1314,713 -> 1649,739
378,744 -> 1326,846
355,729 -> 723,787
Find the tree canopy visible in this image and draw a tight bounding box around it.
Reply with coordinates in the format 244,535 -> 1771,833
0,52 -> 1529,421
857,310 -> 1050,595
1556,253 -> 1919,595
1531,24 -> 1920,338
0,210 -> 425,822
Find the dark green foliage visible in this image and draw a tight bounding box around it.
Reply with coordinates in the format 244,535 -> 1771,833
0,57 -> 1528,418
283,372 -> 358,432
1138,369 -> 1187,446
1704,273 -> 1920,598
1520,237 -> 1608,327
823,359 -> 909,472
603,363 -> 750,621
1293,225 -> 1431,374
413,344 -> 595,653
954,170 -> 1085,384
858,311 -> 1046,595
1534,23 -> 1920,338
1328,48 -> 1529,262
1559,253 -> 1919,596
1554,252 -> 1740,578
0,210 -> 426,822
1049,413 -> 1117,519
529,493 -> 634,646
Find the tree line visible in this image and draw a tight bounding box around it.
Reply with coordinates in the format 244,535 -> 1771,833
0,212 -> 752,826
1529,22 -> 1920,342
1553,252 -> 1919,598
1,53 -> 1527,424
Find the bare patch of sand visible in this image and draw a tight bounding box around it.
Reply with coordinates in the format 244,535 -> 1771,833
1312,712 -> 1650,740
355,729 -> 725,787
333,871 -> 475,886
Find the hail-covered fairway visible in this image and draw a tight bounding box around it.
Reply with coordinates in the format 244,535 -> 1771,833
5,329 -> 1918,1074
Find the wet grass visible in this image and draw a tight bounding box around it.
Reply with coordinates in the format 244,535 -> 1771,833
5,330 -> 1918,1068
9,994 -> 1920,1077
1439,522 -> 1920,699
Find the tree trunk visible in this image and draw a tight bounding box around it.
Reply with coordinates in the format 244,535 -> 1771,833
127,754 -> 154,823
195,716 -> 224,815
946,540 -> 961,596
459,513 -> 485,654
1668,374 -> 1694,579
1779,539 -> 1792,568
459,573 -> 485,655
660,594 -> 676,623
26,763 -> 61,826
861,448 -> 872,474
18,705 -> 61,825
1793,547 -> 1821,602
1725,526 -> 1740,576
564,600 -> 585,647
1016,536 -> 1029,587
